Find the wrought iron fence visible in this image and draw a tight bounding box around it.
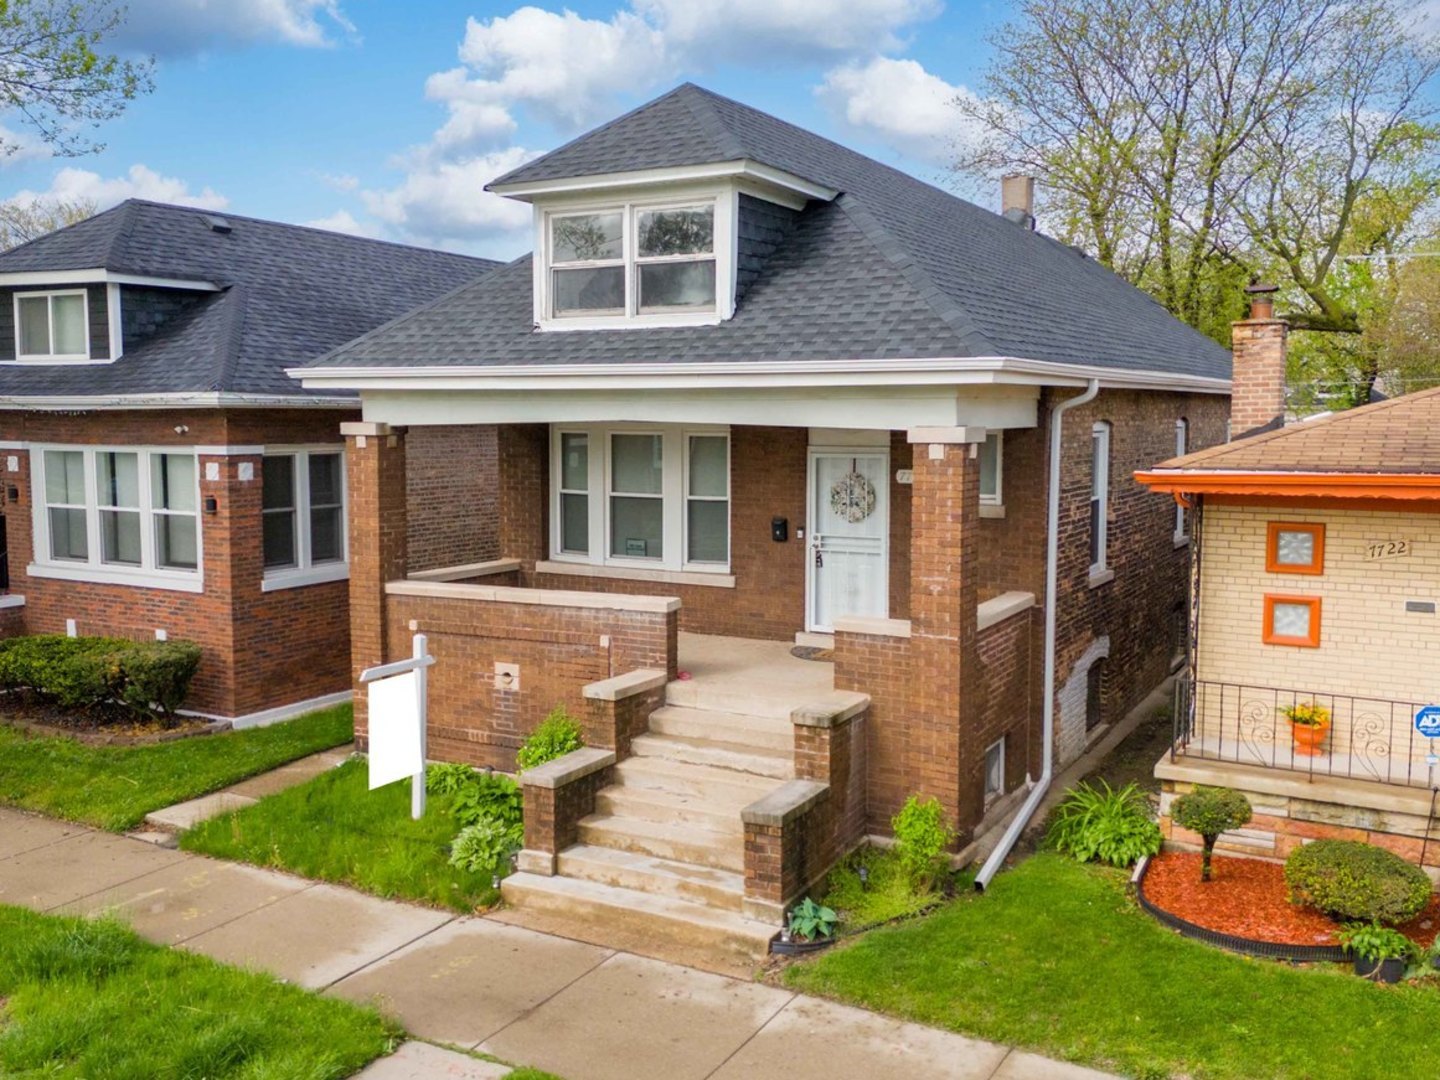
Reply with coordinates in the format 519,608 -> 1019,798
1171,677 -> 1440,790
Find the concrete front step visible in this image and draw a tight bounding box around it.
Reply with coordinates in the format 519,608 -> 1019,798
578,812 -> 744,873
612,756 -> 780,805
500,871 -> 775,966
664,679 -> 796,721
647,705 -> 793,753
595,785 -> 745,834
629,733 -> 794,780
557,844 -> 745,911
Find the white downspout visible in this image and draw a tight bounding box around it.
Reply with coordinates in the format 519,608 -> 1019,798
975,378 -> 1100,892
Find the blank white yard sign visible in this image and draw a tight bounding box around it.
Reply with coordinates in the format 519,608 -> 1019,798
368,671 -> 423,790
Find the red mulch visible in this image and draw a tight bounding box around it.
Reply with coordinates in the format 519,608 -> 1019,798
1144,850 -> 1440,949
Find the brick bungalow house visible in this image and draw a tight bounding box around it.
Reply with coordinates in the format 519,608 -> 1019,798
1140,289 -> 1440,875
295,84 -> 1231,959
0,200 -> 498,723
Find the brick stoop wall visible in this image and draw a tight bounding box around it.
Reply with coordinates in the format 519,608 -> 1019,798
0,408 -> 357,718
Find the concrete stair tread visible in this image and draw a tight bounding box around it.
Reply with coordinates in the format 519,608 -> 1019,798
500,871 -> 776,960
578,812 -> 743,872
629,732 -> 794,779
614,755 -> 779,792
595,785 -> 746,831
557,844 -> 745,910
647,705 -> 793,752
664,681 -> 797,721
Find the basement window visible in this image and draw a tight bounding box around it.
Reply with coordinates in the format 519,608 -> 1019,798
549,424 -> 730,575
984,738 -> 1005,803
30,446 -> 200,591
262,448 -> 348,591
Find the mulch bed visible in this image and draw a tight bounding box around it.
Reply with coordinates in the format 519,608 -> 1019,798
0,693 -> 224,745
1144,850 -> 1440,949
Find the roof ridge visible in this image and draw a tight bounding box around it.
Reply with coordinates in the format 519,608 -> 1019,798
209,285 -> 248,392
833,194 -> 998,355
676,84 -> 749,161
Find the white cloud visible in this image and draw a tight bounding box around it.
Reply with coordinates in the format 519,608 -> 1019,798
817,57 -> 982,165
116,0 -> 355,54
303,209 -> 380,237
315,171 -> 360,193
6,164 -> 228,211
360,147 -> 538,250
635,0 -> 941,59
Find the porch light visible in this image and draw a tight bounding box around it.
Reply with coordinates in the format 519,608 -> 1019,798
858,865 -> 869,890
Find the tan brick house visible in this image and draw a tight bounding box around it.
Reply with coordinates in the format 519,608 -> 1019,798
1140,289 -> 1440,875
0,201 -> 498,722
296,84 -> 1231,958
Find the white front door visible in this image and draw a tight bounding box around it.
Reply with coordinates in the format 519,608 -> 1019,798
807,450 -> 889,633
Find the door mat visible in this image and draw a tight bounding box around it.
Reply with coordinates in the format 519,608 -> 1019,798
790,646 -> 835,663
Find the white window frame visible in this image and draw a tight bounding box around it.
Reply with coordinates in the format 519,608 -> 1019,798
1090,421 -> 1111,578
984,737 -> 1005,804
534,188 -> 736,331
29,445 -> 203,593
14,289 -> 90,362
261,446 -> 349,592
980,431 -> 1003,506
547,423 -> 731,576
1173,418 -> 1188,544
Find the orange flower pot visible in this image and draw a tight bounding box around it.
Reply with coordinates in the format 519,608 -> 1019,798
1290,720 -> 1330,757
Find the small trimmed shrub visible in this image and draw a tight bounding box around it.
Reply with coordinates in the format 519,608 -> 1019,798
1170,785 -> 1252,882
1048,781 -> 1162,868
1285,839 -> 1432,925
516,707 -> 584,771
787,897 -> 838,942
449,818 -> 522,875
892,795 -> 955,891
0,634 -> 202,721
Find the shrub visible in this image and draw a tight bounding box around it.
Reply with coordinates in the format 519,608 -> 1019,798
1047,781 -> 1163,868
516,707 -> 584,771
1285,840 -> 1432,925
787,897 -> 838,942
1337,921 -> 1418,965
892,795 -> 955,891
448,818 -> 522,875
452,772 -> 523,832
426,762 -> 480,797
1170,786 -> 1252,882
0,635 -> 202,720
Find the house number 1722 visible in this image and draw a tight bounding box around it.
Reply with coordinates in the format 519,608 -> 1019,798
1366,540 -> 1411,560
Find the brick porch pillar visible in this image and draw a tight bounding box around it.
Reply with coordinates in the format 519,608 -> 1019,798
905,427 -> 982,839
344,422 -> 407,746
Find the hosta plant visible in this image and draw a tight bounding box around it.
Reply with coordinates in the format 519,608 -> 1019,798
449,818 -> 523,875
787,897 -> 839,942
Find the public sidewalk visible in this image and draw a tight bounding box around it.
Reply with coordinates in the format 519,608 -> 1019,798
0,806 -> 1114,1080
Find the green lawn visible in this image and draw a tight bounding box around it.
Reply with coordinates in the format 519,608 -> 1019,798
181,758 -> 501,913
0,904 -> 396,1079
785,853 -> 1440,1079
0,705 -> 354,831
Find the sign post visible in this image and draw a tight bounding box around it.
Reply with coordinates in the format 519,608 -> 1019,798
1416,705 -> 1440,786
359,634 -> 435,820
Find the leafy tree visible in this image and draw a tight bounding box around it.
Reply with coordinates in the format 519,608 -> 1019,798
0,195 -> 95,250
956,0 -> 1440,352
0,0 -> 153,159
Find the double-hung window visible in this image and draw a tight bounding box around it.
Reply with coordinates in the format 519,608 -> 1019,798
262,449 -> 347,590
1090,421 -> 1111,576
16,290 -> 88,360
545,200 -> 718,323
32,447 -> 201,589
549,424 -> 730,576
979,432 -> 1002,506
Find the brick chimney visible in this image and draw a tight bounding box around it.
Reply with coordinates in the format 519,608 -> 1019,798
1001,174 -> 1035,230
1230,283 -> 1288,440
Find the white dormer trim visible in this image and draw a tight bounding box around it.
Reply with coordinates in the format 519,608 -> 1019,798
491,159 -> 837,206
0,269 -> 221,291
531,184 -> 739,331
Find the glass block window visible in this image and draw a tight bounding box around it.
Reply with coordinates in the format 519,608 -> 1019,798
1266,522 -> 1324,574
1264,595 -> 1321,647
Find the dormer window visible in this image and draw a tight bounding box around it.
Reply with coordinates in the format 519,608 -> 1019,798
541,198 -> 723,327
16,289 -> 88,360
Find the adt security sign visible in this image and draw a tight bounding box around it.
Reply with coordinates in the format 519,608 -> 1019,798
1416,705 -> 1440,739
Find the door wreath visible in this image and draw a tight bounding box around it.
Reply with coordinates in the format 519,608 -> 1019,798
829,470 -> 877,523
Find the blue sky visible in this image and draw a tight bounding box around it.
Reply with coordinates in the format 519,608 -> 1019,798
1,0 -> 1013,259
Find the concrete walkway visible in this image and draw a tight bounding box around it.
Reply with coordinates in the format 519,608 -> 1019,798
0,806 -> 1114,1080
140,746 -> 351,835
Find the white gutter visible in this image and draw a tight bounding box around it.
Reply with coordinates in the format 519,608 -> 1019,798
975,377 -> 1100,893
0,392 -> 359,411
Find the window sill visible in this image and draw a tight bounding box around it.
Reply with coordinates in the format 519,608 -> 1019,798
0,594 -> 25,609
27,562 -> 203,593
537,312 -> 723,333
261,563 -> 350,592
979,504 -> 1006,520
535,559 -> 735,589
1173,532 -> 1190,549
2,356 -> 107,366
1087,567 -> 1115,590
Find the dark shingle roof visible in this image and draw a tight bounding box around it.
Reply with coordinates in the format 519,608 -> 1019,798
0,200 -> 499,399
1153,387 -> 1440,476
306,84 -> 1230,380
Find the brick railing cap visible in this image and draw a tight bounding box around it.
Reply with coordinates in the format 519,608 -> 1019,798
791,691 -> 870,729
407,558 -> 522,583
742,779 -> 828,826
519,747 -> 616,789
832,616 -> 911,639
977,590 -> 1036,633
384,579 -> 681,614
583,668 -> 668,702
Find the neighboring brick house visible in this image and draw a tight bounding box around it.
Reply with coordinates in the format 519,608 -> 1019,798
296,84 -> 1230,958
0,200 -> 499,723
1141,291 -> 1440,876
